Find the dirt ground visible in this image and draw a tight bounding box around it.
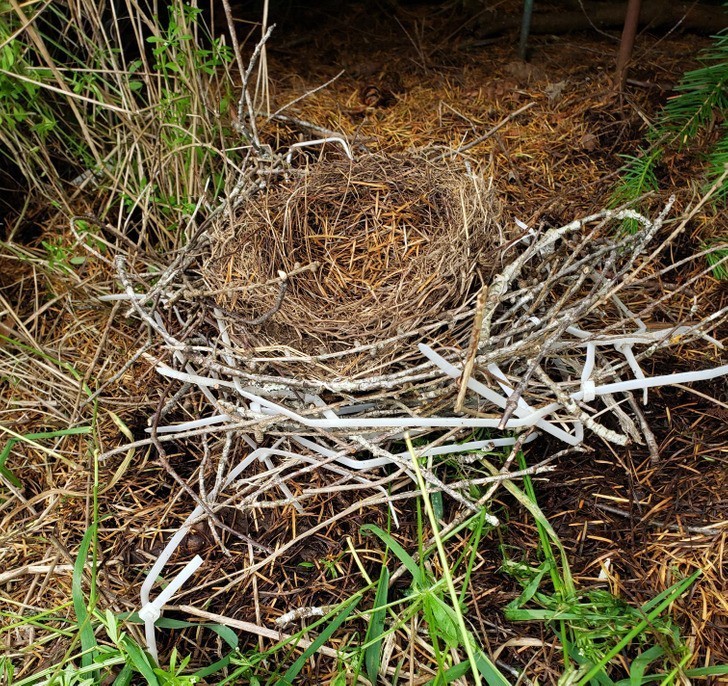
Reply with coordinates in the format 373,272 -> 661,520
1,1 -> 726,683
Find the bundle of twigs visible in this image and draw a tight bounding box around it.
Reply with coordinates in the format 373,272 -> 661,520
107,156 -> 728,665
98,17 -> 728,659
110,172 -> 727,457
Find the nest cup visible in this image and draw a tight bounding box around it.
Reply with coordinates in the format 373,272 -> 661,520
203,152 -> 505,374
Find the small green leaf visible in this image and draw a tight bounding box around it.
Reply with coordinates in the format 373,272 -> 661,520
361,524 -> 426,586
72,524 -> 98,671
364,565 -> 389,684
426,595 -> 459,649
122,637 -> 159,685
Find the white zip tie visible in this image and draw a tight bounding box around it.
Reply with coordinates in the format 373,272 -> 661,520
616,343 -> 647,404
138,334 -> 728,664
285,137 -> 353,164
138,442 -> 285,661
420,345 -> 582,445
139,555 -> 203,663
581,342 -> 596,402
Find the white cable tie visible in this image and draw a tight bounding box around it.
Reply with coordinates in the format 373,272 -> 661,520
581,343 -> 596,385
285,137 -> 353,164
292,436 -> 400,526
150,414 -> 230,434
574,364 -> 728,398
305,394 -> 338,421
156,363 -> 235,389
292,435 -> 392,471
138,603 -> 161,624
582,379 -> 596,403
615,343 -> 647,404
158,556 -> 204,607
421,345 -> 582,446
144,617 -> 159,664
139,555 -> 203,662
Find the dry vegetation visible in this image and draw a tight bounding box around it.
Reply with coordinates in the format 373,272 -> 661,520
0,1 -> 726,684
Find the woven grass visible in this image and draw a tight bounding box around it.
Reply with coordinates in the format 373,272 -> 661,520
202,152 -> 504,367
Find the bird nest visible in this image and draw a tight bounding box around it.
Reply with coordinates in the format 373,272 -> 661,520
201,153 -> 504,372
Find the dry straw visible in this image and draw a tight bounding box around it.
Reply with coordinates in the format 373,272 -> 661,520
202,152 -> 505,370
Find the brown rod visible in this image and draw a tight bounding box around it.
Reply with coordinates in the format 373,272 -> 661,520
616,0 -> 642,89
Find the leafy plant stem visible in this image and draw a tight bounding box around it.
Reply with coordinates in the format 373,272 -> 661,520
575,570 -> 701,685
407,434 -> 483,686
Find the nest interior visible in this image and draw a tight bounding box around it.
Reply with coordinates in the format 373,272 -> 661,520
203,153 -> 505,364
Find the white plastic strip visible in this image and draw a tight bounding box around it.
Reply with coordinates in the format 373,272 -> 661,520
285,137 -> 353,164
576,364 -> 728,398
487,361 -> 584,444
616,343 -> 647,405
139,555 -> 203,662
581,342 -> 596,402
138,442 -> 286,661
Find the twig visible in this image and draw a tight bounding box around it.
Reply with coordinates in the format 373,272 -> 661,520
455,285 -> 487,412
174,605 -> 341,659
434,101 -> 535,161
534,365 -> 629,445
594,503 -> 726,536
267,71 -> 345,121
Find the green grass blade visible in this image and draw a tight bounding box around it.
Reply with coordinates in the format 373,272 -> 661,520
614,663 -> 728,686
364,564 -> 389,684
486,458 -> 575,598
504,609 -> 587,621
576,570 -> 701,686
72,523 -> 98,671
112,664 -> 134,686
0,426 -> 92,487
505,563 -> 549,611
683,665 -> 728,678
627,644 -> 664,686
474,649 -> 512,686
458,511 -> 486,608
122,637 -> 160,685
424,655 -> 513,686
408,438 -> 510,686
280,596 -> 361,686
423,660 -> 471,684
361,523 -> 425,585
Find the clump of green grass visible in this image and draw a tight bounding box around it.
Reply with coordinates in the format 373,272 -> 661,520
494,453 -> 728,686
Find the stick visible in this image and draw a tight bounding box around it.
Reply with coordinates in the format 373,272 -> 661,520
455,285 -> 487,412
435,102 -> 535,161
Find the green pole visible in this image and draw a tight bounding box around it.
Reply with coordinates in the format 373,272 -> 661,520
518,0 -> 534,60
